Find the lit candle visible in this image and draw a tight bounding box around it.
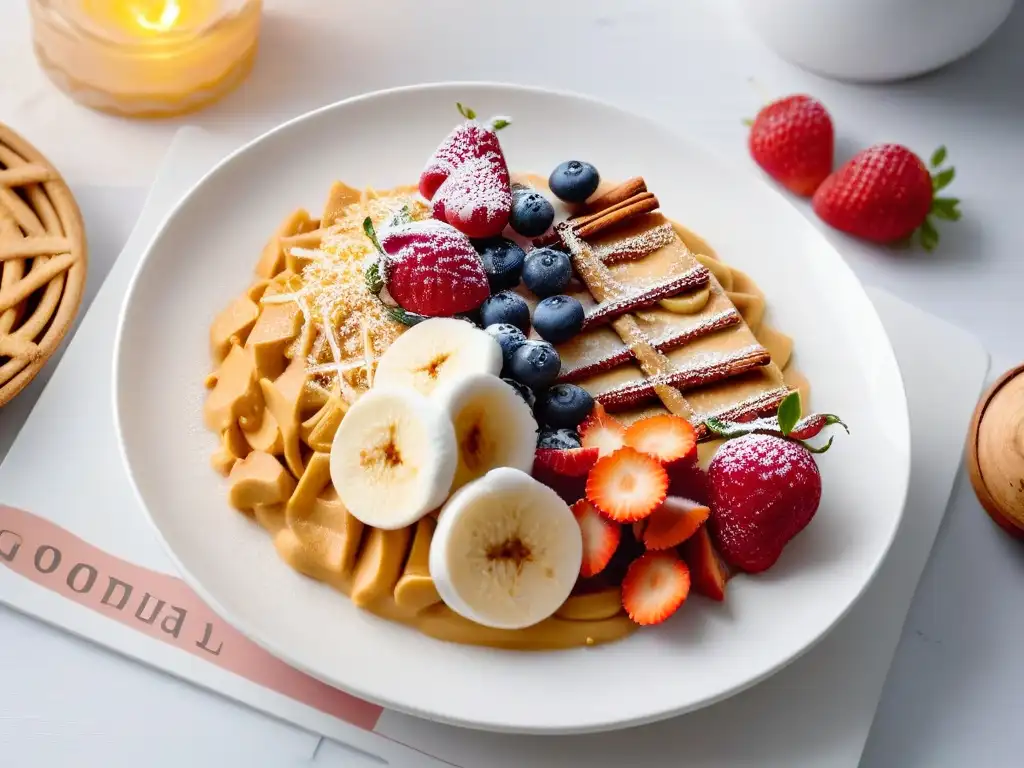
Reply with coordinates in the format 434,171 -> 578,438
30,0 -> 262,117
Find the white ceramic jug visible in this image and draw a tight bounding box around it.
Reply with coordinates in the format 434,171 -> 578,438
737,0 -> 1016,82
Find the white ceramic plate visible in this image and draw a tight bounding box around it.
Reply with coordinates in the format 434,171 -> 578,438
114,83 -> 910,734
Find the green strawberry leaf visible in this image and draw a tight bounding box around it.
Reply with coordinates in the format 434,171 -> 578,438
386,305 -> 429,326
777,391 -> 802,436
456,103 -> 476,121
919,218 -> 940,251
932,167 -> 955,192
741,117 -> 754,127
800,435 -> 835,454
387,205 -> 413,228
704,417 -> 751,439
931,199 -> 962,221
490,117 -> 511,131
363,216 -> 385,256
930,146 -> 947,168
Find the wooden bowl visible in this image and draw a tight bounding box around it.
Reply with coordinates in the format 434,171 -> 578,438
966,363 -> 1024,538
0,123 -> 87,406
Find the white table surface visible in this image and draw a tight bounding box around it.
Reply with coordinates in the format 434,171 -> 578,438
1,1 -> 1022,766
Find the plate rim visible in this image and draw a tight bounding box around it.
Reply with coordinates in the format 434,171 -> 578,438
112,80 -> 912,734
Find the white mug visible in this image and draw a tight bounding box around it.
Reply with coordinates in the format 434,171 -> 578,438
736,0 -> 1016,82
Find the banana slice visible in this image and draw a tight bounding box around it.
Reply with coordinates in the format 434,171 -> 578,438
434,373 -> 538,492
429,467 -> 583,630
329,387 -> 457,530
658,285 -> 711,315
373,317 -> 502,396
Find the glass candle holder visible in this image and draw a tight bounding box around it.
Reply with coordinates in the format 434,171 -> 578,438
30,0 -> 262,118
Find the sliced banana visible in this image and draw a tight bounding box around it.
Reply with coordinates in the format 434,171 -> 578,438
429,467 -> 583,630
658,284 -> 711,315
329,386 -> 457,530
434,373 -> 538,492
373,317 -> 502,396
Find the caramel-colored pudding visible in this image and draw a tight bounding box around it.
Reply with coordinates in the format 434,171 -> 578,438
203,177 -> 805,650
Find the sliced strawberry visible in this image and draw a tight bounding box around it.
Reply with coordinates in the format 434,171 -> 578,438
624,414 -> 697,464
532,447 -> 599,478
571,499 -> 622,578
680,526 -> 728,601
642,496 -> 709,551
586,446 -> 668,523
579,402 -> 626,458
621,550 -> 690,626
667,460 -> 709,506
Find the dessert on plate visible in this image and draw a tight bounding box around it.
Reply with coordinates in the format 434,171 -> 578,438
202,103 -> 847,650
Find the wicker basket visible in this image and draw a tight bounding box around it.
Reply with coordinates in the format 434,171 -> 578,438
0,123 -> 87,406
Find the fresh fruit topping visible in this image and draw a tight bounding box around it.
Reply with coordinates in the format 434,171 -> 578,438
748,94 -> 834,197
549,160 -> 601,203
641,496 -> 709,550
621,550 -> 690,626
623,414 -> 698,464
373,317 -> 502,396
680,526 -> 728,601
419,103 -> 510,201
533,446 -> 599,478
429,467 -> 582,630
329,386 -> 457,530
485,323 -> 528,367
508,339 -> 562,390
502,376 -> 536,409
434,372 -> 538,492
535,383 -> 595,430
705,391 -> 847,454
659,285 -> 711,315
479,290 -> 531,334
532,294 -> 585,344
368,217 -> 490,317
475,237 -> 526,292
578,401 -> 626,458
432,152 -> 512,239
572,499 -> 622,578
707,434 -> 822,572
812,143 -> 959,251
586,446 -> 669,523
667,460 -> 710,506
509,188 -> 556,237
521,247 -> 573,298
538,428 -> 582,451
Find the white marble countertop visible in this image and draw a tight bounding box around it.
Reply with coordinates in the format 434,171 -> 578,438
1,1 -> 1023,765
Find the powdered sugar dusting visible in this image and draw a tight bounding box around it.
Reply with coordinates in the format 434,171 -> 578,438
593,224 -> 676,264
434,153 -> 512,220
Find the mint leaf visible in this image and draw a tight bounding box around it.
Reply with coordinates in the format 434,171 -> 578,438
932,167 -> 955,191
930,146 -> 947,168
386,306 -> 428,326
919,219 -> 939,251
363,216 -> 385,257
456,103 -> 476,120
364,259 -> 384,295
777,391 -> 802,436
388,205 -> 413,228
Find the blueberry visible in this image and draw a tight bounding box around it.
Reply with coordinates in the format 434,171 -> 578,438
536,384 -> 595,430
549,161 -> 600,203
485,323 -> 527,368
509,190 -> 556,238
538,428 -> 582,450
508,340 -> 562,391
532,294 -> 585,344
502,377 -> 536,410
521,247 -> 572,298
475,237 -> 526,292
479,291 -> 531,333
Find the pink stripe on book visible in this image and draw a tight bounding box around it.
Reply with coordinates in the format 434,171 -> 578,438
0,504 -> 383,731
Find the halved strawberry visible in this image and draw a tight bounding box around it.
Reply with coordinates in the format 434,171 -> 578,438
667,460 -> 710,505
642,496 -> 709,551
624,414 -> 697,464
533,447 -> 599,478
621,550 -> 691,626
680,526 -> 728,601
585,446 -> 668,523
571,499 -> 622,578
579,402 -> 626,458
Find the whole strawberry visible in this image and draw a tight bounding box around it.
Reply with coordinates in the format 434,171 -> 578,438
748,95 -> 834,197
420,103 -> 509,200
812,143 -> 960,250
707,433 -> 822,573
365,216 -> 490,320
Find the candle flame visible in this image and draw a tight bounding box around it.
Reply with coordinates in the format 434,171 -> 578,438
134,0 -> 182,32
